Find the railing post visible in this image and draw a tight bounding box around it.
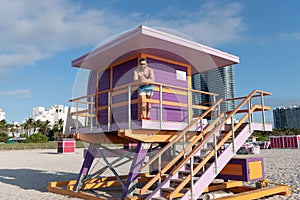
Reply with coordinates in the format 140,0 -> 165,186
212,95 -> 217,121
248,99 -> 252,133
90,96 -> 93,132
158,154 -> 161,184
108,91 -> 111,132
159,85 -> 163,129
250,99 -> 253,122
200,118 -> 203,132
96,93 -> 99,127
231,116 -> 235,153
128,86 -> 132,130
212,95 -> 216,104
260,92 -> 266,131
183,88 -> 186,157
86,98 -> 89,127
217,100 -> 221,121
172,143 -> 176,157
76,101 -> 79,133
190,156 -> 194,200
214,132 -> 218,174
187,90 -> 191,125
183,133 -> 186,158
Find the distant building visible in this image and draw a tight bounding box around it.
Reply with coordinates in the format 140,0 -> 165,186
7,121 -> 23,138
192,65 -> 235,115
0,108 -> 5,121
33,105 -> 67,127
273,105 -> 300,129
32,105 -> 86,135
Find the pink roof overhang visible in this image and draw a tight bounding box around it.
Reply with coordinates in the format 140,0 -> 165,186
72,26 -> 239,74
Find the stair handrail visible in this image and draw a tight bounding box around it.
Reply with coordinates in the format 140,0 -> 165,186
140,101 -> 224,195
168,90 -> 271,199
170,90 -> 265,172
140,98 -> 223,172
168,105 -> 264,199
179,91 -> 270,166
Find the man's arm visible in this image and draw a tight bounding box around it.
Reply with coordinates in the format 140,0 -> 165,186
148,68 -> 155,82
133,69 -> 138,81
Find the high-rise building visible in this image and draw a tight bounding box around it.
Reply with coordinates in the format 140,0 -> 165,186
192,65 -> 235,115
0,108 -> 5,121
273,105 -> 300,129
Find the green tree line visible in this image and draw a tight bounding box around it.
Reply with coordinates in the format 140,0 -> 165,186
0,118 -> 66,143
253,128 -> 300,141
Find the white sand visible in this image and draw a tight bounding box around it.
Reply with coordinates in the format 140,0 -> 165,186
251,149 -> 300,200
0,148 -> 84,200
0,148 -> 299,199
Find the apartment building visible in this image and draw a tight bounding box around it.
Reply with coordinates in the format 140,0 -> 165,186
0,108 -> 5,121
192,65 -> 235,115
273,105 -> 300,129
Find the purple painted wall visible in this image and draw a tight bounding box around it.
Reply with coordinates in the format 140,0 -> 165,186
148,58 -> 189,122
96,57 -> 190,127
88,70 -> 97,95
112,91 -> 138,104
98,68 -> 110,91
112,104 -> 138,123
87,70 -> 98,126
113,59 -> 137,88
148,58 -> 188,88
97,68 -> 110,125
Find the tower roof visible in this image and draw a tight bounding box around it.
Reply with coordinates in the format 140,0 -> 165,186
72,25 -> 239,74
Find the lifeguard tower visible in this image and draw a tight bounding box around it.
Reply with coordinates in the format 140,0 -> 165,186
48,26 -> 291,199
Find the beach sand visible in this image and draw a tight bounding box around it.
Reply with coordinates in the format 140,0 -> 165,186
0,148 -> 299,199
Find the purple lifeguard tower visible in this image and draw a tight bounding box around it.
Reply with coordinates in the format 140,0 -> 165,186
48,26 -> 291,199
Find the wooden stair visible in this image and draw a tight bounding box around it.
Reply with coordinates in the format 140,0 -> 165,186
137,90 -> 273,200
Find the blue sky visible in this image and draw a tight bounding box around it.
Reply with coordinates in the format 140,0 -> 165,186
1,0 -> 300,123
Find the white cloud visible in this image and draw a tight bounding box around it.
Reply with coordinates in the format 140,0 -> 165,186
257,31 -> 300,46
0,50 -> 47,74
0,0 -> 129,76
0,0 -> 246,76
146,2 -> 246,46
279,32 -> 300,40
0,89 -> 32,99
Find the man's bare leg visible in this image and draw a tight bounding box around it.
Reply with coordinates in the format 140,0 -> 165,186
146,102 -> 151,119
140,95 -> 147,119
146,94 -> 152,119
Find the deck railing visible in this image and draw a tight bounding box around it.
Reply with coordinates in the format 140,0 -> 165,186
139,90 -> 272,196
69,80 -> 219,132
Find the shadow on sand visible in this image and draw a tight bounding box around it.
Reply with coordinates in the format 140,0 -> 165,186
0,168 -> 77,192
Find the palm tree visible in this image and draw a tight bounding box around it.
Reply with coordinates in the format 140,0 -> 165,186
41,120 -> 51,135
57,119 -> 64,132
13,124 -> 20,138
0,119 -> 8,134
33,119 -> 43,133
23,117 -> 34,137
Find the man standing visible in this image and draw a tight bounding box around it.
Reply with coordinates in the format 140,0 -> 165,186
133,58 -> 155,119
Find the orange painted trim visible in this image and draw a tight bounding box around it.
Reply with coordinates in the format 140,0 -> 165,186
96,67 -> 108,73
109,55 -> 138,69
96,99 -> 139,111
186,64 -> 193,122
143,53 -> 190,68
96,55 -> 138,73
